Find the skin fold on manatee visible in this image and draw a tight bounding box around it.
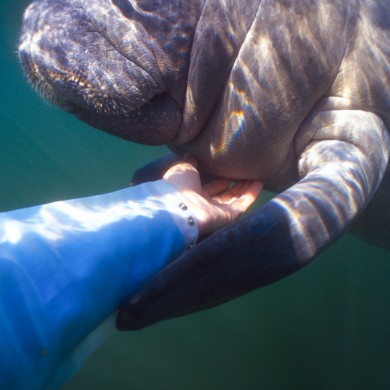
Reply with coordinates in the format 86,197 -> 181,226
18,0 -> 390,329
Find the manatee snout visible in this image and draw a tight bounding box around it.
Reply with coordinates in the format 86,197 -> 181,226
18,0 -> 182,144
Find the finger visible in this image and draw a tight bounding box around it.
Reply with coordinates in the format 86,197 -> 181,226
202,182 -> 263,234
202,178 -> 233,197
212,180 -> 259,204
208,181 -> 243,203
228,181 -> 263,212
163,161 -> 197,179
163,163 -> 201,193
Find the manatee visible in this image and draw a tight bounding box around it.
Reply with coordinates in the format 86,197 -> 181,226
19,0 -> 390,329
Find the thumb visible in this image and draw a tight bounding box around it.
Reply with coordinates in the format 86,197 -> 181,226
163,163 -> 202,194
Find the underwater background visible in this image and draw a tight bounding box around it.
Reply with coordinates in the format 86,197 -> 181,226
1,1 -> 389,389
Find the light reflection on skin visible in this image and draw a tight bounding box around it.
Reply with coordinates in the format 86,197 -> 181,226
272,172 -> 361,261
277,114 -> 390,262
211,108 -> 245,156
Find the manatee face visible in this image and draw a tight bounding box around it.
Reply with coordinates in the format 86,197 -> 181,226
20,0 -> 312,181
19,0 -> 203,145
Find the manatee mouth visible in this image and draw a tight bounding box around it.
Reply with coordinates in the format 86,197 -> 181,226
18,0 -> 181,144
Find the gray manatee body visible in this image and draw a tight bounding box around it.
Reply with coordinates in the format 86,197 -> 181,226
19,0 -> 390,329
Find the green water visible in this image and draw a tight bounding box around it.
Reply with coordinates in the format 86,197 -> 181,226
1,2 -> 389,389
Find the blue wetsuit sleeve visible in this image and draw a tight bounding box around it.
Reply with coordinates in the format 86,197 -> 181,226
0,180 -> 198,390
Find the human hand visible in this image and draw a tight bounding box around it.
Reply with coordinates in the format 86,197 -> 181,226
163,161 -> 263,235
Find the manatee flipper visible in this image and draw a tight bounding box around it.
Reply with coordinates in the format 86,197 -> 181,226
117,110 -> 390,330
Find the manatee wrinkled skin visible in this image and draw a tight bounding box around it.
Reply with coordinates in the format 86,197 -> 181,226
19,0 -> 390,329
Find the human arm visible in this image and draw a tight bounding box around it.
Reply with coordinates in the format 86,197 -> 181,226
0,163 -> 260,390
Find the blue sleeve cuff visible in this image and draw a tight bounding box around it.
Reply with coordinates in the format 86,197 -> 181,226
149,180 -> 199,250
0,179 -> 199,389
